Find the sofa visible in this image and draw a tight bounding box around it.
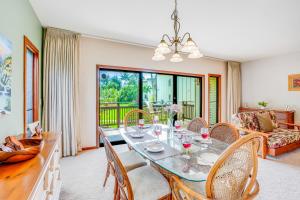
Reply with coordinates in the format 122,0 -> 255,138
232,110 -> 300,159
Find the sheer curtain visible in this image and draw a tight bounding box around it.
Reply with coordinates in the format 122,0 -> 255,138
43,28 -> 81,156
226,61 -> 242,122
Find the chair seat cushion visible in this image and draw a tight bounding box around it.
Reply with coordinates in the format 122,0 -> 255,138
267,129 -> 300,148
128,166 -> 171,200
119,150 -> 147,171
182,179 -> 206,196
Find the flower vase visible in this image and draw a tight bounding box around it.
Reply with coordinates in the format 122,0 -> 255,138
167,118 -> 174,138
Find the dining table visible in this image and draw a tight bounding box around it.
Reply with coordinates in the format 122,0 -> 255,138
118,124 -> 229,183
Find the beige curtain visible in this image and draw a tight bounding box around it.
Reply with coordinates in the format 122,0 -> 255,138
42,28 -> 81,156
226,61 -> 242,122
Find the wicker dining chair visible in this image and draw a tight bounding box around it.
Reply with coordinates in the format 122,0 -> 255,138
99,128 -> 146,189
103,136 -> 171,200
210,122 -> 240,144
124,109 -> 153,130
187,117 -> 208,133
171,133 -> 261,200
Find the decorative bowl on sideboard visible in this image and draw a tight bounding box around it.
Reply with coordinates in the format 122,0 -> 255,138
0,138 -> 43,164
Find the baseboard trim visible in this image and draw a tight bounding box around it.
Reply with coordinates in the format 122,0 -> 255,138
82,146 -> 98,150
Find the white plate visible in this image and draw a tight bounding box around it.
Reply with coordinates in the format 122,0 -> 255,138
130,133 -> 145,138
146,143 -> 165,153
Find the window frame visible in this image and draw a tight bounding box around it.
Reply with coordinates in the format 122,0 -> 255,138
23,36 -> 39,136
208,74 -> 221,126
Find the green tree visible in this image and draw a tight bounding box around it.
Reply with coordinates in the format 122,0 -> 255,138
118,84 -> 138,103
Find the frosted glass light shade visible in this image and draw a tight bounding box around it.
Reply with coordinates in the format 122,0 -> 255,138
152,52 -> 166,61
156,40 -> 171,54
181,38 -> 198,53
170,53 -> 183,62
188,50 -> 203,58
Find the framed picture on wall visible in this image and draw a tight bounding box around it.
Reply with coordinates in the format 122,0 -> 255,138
0,33 -> 12,114
288,74 -> 300,91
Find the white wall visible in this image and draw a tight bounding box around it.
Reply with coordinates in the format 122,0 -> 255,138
79,36 -> 227,147
242,52 -> 300,123
0,0 -> 42,140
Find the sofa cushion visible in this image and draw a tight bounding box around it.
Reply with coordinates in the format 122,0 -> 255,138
267,129 -> 300,149
257,110 -> 279,128
256,112 -> 274,132
237,112 -> 260,131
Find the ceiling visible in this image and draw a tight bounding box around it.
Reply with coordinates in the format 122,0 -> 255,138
30,0 -> 300,62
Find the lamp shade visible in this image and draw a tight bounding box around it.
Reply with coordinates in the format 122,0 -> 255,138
181,38 -> 198,53
170,53 -> 183,62
152,52 -> 166,61
157,40 -> 171,54
188,50 -> 203,59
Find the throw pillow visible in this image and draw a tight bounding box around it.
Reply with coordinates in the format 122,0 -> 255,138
256,112 -> 274,132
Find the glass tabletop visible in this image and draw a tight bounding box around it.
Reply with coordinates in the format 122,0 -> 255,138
119,124 -> 229,182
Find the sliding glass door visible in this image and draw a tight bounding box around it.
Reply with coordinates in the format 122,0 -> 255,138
142,73 -> 173,123
98,67 -> 203,144
99,70 -> 140,129
177,76 -> 202,126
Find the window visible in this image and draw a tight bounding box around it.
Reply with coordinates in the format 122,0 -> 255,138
208,74 -> 221,126
24,36 -> 39,134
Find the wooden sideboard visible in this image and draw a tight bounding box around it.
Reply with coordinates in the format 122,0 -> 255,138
239,107 -> 295,128
0,132 -> 62,200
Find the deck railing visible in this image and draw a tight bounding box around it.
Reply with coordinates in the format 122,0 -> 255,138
99,102 -> 195,128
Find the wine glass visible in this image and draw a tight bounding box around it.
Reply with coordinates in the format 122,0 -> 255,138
138,119 -> 144,128
153,125 -> 162,143
200,128 -> 209,149
181,135 -> 192,159
174,120 -> 181,130
153,115 -> 159,124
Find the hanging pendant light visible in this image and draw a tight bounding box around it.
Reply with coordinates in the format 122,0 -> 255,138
152,0 -> 203,62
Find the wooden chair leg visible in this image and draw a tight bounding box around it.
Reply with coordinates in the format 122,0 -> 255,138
116,187 -> 120,200
113,177 -> 118,200
103,163 -> 110,187
261,136 -> 268,159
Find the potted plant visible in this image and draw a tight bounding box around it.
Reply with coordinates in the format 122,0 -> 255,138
258,101 -> 268,109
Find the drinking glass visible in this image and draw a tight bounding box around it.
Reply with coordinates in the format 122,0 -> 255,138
181,135 -> 192,159
153,125 -> 162,143
200,128 -> 209,149
138,119 -> 144,128
174,120 -> 181,130
153,115 -> 159,124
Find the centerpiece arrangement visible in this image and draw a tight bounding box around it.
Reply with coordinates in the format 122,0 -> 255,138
164,104 -> 182,134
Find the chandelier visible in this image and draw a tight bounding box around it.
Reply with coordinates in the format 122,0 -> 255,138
152,0 -> 203,62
